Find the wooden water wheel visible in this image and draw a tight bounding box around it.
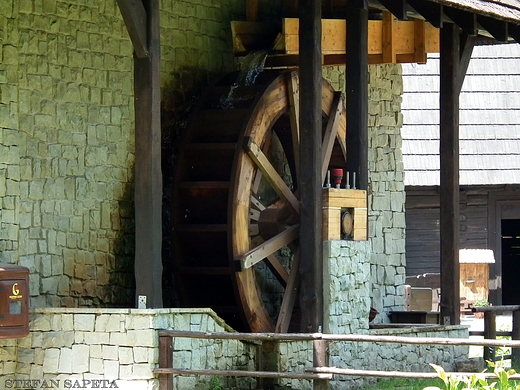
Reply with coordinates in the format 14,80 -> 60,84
171,70 -> 346,332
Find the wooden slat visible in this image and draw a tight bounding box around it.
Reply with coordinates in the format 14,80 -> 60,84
235,225 -> 299,270
244,137 -> 300,216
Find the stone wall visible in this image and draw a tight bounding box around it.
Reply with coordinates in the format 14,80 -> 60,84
323,64 -> 406,320
0,308 -> 257,390
0,0 -> 250,309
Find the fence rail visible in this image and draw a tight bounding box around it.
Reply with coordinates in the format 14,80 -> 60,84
155,327 -> 520,390
471,305 -> 520,364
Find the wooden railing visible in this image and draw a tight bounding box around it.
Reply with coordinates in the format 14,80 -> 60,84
470,305 -> 520,364
154,329 -> 520,390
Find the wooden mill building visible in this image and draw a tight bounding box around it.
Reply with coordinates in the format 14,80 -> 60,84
402,44 -> 520,305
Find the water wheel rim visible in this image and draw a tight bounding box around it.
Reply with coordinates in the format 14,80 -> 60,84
171,70 -> 346,333
230,71 -> 346,332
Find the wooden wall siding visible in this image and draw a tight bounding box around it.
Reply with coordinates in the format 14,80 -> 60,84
406,187 -> 490,276
401,44 -> 520,187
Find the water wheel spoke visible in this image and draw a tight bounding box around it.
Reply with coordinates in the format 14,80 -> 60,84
252,131 -> 273,194
321,92 -> 344,183
265,254 -> 289,287
235,224 -> 300,270
275,248 -> 300,333
287,71 -> 300,177
244,137 -> 299,216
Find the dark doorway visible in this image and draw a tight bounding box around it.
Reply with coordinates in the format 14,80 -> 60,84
502,219 -> 520,304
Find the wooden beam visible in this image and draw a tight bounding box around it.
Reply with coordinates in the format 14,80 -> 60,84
321,92 -> 343,183
133,0 -> 163,308
346,0 -> 369,191
408,0 -> 443,28
298,0 -> 324,338
456,33 -> 475,94
377,0 -> 407,21
508,23 -> 520,44
244,137 -> 300,216
439,22 -> 461,325
414,18 -> 427,63
382,11 -> 397,64
116,0 -> 148,58
444,6 -> 477,36
275,249 -> 300,333
246,0 -> 259,22
477,16 -> 508,43
235,225 -> 300,270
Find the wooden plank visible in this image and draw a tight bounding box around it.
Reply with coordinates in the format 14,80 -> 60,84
244,137 -> 300,216
235,225 -> 300,270
322,207 -> 341,240
382,11 -> 396,64
298,0 -> 324,337
440,23 -> 461,325
133,0 -> 163,308
116,0 -> 148,58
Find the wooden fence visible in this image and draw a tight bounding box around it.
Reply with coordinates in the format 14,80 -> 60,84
154,328 -> 520,390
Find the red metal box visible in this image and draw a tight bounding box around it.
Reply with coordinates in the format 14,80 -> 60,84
0,263 -> 29,339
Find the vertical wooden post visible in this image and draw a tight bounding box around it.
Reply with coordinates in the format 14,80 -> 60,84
439,23 -> 460,325
346,0 -> 369,191
313,339 -> 329,390
159,336 -> 173,390
512,310 -> 520,368
298,0 -> 323,337
483,311 -> 496,363
133,0 -> 163,308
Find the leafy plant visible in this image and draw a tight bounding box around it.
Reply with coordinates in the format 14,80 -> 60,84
424,362 -> 520,390
209,377 -> 223,390
474,301 -> 491,307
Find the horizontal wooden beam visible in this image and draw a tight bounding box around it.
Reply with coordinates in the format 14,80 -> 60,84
234,18 -> 439,66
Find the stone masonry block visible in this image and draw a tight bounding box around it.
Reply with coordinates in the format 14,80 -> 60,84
71,344 -> 90,373
74,314 -> 95,331
42,348 -> 60,374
